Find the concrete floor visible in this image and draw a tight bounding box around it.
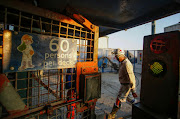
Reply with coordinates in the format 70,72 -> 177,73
95,64 -> 142,119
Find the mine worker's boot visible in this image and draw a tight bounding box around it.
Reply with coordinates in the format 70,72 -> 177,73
127,97 -> 136,105
108,103 -> 121,119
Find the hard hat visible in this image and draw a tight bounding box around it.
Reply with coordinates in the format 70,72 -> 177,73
113,48 -> 125,56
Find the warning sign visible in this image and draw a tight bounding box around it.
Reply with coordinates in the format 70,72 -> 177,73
3,30 -> 77,73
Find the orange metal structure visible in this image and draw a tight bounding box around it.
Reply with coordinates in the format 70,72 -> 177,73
0,1 -> 100,118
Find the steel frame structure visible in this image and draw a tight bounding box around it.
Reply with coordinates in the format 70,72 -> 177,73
0,2 -> 99,119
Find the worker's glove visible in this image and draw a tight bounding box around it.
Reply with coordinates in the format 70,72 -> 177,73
132,92 -> 138,98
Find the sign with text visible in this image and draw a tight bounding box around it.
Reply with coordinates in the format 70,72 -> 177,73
3,30 -> 77,73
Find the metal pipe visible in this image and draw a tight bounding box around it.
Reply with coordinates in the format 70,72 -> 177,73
134,51 -> 135,71
151,20 -> 156,35
127,50 -> 129,58
15,100 -> 82,119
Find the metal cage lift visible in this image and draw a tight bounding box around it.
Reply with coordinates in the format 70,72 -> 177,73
0,3 -> 100,119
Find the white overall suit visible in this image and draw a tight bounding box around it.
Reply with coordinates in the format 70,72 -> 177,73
118,58 -> 136,102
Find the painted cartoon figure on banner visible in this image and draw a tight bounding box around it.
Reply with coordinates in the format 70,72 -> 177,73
17,34 -> 35,71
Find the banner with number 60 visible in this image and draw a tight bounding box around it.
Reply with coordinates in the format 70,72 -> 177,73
3,30 -> 77,73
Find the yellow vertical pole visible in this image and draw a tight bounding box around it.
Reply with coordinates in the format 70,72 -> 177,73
93,26 -> 99,62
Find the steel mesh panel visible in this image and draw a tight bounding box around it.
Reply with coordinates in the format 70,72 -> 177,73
0,6 -> 96,118
6,69 -> 77,109
0,7 -> 94,62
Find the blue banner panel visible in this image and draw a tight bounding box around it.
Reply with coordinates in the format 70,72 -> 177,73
3,30 -> 77,73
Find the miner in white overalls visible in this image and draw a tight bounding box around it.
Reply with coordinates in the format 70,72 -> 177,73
108,48 -> 138,119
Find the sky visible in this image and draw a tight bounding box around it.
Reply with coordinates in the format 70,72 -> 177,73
107,13 -> 180,50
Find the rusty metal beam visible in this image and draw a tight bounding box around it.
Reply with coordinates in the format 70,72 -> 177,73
3,99 -> 65,119
66,6 -> 96,32
0,0 -> 83,28
31,73 -> 60,100
93,26 -> 99,62
3,100 -> 80,119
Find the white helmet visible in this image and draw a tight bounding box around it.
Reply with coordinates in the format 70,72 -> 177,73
113,48 -> 125,56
